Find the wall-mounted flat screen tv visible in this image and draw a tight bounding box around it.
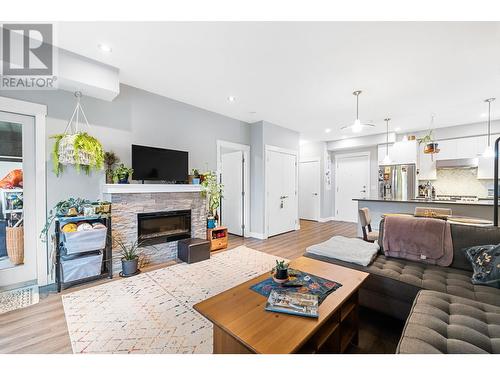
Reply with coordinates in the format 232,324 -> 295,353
132,144 -> 188,183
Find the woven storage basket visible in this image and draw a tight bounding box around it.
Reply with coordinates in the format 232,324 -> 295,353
58,134 -> 93,165
6,227 -> 24,265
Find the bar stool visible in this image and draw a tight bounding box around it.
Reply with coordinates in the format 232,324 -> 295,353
359,207 -> 379,242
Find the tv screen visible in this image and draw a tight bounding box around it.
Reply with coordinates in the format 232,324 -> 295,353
132,145 -> 188,183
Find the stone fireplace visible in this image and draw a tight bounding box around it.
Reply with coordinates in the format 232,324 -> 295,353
103,184 -> 206,273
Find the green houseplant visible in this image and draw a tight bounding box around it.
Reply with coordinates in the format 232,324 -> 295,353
51,132 -> 105,176
40,197 -> 92,240
104,151 -> 120,184
272,260 -> 289,283
114,237 -> 145,276
200,171 -> 223,228
113,164 -> 134,184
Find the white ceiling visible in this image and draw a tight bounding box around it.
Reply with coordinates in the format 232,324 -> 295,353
55,22 -> 500,141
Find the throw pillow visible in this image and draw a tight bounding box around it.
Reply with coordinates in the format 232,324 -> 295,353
464,244 -> 500,288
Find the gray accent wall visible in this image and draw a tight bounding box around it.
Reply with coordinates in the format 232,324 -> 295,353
0,84 -> 250,214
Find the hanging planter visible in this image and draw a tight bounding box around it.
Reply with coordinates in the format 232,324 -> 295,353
418,118 -> 440,158
51,92 -> 104,176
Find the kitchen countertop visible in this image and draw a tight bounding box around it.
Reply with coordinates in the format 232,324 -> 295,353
353,198 -> 495,206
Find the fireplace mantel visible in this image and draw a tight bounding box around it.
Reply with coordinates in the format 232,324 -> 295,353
102,183 -> 202,194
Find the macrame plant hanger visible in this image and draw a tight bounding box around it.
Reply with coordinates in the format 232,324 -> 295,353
58,91 -> 94,166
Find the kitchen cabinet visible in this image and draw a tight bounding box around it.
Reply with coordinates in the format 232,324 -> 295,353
378,140 -> 417,165
434,137 -> 482,160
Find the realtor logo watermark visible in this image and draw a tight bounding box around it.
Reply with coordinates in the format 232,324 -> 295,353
1,23 -> 57,89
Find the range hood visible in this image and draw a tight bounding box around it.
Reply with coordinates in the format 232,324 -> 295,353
435,158 -> 479,169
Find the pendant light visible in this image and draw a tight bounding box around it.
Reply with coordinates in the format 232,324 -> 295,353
341,90 -> 376,133
483,97 -> 496,158
382,118 -> 392,164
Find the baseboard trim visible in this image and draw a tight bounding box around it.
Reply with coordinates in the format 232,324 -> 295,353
318,216 -> 336,222
248,232 -> 267,240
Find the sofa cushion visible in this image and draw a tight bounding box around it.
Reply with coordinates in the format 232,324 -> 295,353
450,224 -> 500,272
464,244 -> 500,289
397,290 -> 500,353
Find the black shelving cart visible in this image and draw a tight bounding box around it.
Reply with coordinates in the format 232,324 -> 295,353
55,214 -> 113,292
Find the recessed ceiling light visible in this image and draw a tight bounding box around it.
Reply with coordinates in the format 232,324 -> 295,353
481,112 -> 488,118
325,128 -> 331,133
98,43 -> 112,52
395,127 -> 401,132
341,135 -> 347,139
227,96 -> 236,102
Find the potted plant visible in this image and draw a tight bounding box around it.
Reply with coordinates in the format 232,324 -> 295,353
104,151 -> 120,184
51,132 -> 105,176
115,237 -> 144,277
191,169 -> 201,185
40,197 -> 93,240
113,164 -> 134,184
272,260 -> 289,283
200,171 -> 223,228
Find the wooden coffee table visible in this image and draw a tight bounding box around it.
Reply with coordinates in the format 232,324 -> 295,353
194,256 -> 369,354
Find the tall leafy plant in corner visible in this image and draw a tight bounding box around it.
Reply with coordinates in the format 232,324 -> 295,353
200,171 -> 223,217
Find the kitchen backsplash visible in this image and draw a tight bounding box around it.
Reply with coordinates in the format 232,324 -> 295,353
422,168 -> 493,198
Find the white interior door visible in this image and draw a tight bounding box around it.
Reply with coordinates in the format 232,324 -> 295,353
221,150 -> 243,236
267,149 -> 297,237
0,112 -> 37,287
335,154 -> 370,223
299,160 -> 320,221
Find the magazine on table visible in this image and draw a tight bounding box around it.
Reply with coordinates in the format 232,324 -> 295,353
265,289 -> 319,318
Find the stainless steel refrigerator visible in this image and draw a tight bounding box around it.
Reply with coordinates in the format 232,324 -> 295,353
378,164 -> 416,200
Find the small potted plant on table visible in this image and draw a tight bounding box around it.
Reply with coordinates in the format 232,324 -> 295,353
273,260 -> 289,284
113,164 -> 134,184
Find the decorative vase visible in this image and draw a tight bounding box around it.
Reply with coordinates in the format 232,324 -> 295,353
105,169 -> 114,184
273,268 -> 289,283
192,177 -> 200,185
207,217 -> 216,229
118,174 -> 129,184
424,142 -> 439,154
121,257 -> 139,276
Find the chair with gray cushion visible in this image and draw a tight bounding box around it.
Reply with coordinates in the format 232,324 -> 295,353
359,207 -> 379,242
397,290 -> 500,354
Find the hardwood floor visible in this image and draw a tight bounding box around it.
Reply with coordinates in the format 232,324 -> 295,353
0,219 -> 398,354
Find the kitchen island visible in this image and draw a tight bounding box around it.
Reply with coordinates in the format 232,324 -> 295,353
353,198 -> 495,236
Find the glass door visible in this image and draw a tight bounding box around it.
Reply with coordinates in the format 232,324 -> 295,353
0,111 -> 37,287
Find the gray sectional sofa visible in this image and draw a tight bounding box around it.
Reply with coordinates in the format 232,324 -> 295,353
305,223 -> 500,353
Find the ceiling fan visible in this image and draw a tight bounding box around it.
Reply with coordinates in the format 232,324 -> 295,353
341,90 -> 376,133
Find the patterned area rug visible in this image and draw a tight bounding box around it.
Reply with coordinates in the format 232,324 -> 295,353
62,246 -> 287,354
0,284 -> 39,315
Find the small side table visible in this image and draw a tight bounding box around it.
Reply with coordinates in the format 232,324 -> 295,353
207,226 -> 228,251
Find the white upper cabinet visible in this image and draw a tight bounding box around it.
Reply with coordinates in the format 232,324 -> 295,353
378,140 -> 417,165
434,137 -> 481,160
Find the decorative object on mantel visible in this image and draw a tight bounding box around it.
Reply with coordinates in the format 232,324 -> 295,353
340,90 -> 376,133
112,163 -> 134,184
482,97 -> 496,158
418,115 -> 440,158
50,92 -> 105,176
200,171 -> 223,228
189,168 -> 201,185
104,151 -> 120,184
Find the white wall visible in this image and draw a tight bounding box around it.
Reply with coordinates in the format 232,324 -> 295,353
299,141 -> 334,220
0,85 -> 251,215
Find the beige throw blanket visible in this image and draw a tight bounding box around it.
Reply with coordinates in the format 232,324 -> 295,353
382,215 -> 453,266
